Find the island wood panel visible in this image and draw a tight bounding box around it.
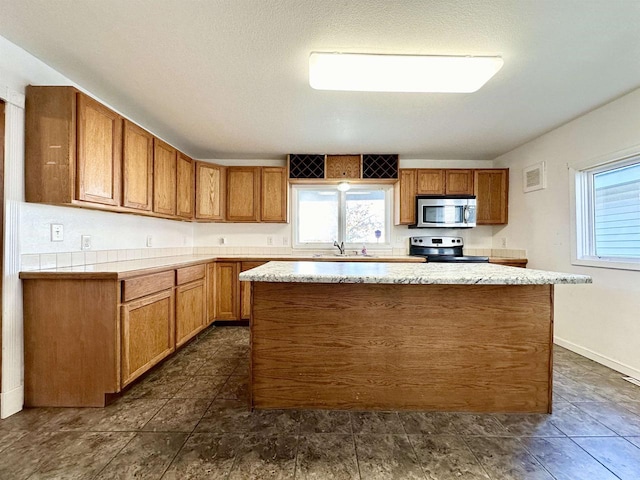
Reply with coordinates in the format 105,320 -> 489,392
122,120 -> 153,211
23,279 -> 120,407
240,261 -> 266,319
251,282 -> 553,413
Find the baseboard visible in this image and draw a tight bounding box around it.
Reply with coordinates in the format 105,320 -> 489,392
554,336 -> 640,379
0,385 -> 23,419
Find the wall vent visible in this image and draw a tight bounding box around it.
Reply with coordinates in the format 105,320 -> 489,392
523,161 -> 546,193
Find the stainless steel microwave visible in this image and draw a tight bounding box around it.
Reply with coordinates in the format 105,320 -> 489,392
415,195 -> 477,228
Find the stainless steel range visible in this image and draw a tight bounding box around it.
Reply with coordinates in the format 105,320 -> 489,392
409,236 -> 489,263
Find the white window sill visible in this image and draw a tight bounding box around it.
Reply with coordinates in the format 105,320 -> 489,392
572,257 -> 640,272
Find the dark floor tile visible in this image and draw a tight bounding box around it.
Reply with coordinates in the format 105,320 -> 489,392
350,411 -> 405,434
194,357 -> 240,376
619,401 -> 640,416
548,402 -> 616,437
233,359 -> 250,375
553,373 -> 611,402
409,435 -> 489,480
0,431 -> 79,479
0,429 -> 28,453
626,436 -> 640,448
29,431 -> 134,480
173,375 -> 229,400
355,434 -> 425,480
123,374 -> 189,400
143,398 -> 211,432
217,374 -> 250,401
151,355 -> 207,379
464,436 -> 554,480
450,414 -> 509,436
522,437 -> 619,480
227,433 -> 298,480
573,436 -> 640,480
94,432 -> 187,480
195,399 -> 300,435
299,410 -> 352,434
494,413 -> 565,437
399,412 -> 458,435
0,406 -> 59,431
161,433 -> 242,480
573,401 -> 640,436
296,434 -> 359,480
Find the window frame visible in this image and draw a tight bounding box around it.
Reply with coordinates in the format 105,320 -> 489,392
571,149 -> 640,271
292,184 -> 393,249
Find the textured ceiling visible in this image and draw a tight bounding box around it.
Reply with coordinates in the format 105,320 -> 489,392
1,0 -> 640,160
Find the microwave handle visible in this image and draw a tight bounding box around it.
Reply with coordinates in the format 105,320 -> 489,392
463,205 -> 470,222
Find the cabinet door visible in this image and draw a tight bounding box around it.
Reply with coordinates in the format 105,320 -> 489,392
474,169 -> 509,225
76,93 -> 122,206
394,169 -> 417,225
215,262 -> 240,320
445,169 -> 474,195
122,120 -> 153,211
177,152 -> 194,219
153,138 -> 177,216
176,280 -> 206,347
121,289 -> 175,386
226,167 -> 261,222
241,262 -> 266,319
261,167 -> 287,222
325,155 -> 361,179
417,169 -> 445,195
196,162 -> 226,220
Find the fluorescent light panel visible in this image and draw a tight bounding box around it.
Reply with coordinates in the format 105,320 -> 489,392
309,53 -> 503,93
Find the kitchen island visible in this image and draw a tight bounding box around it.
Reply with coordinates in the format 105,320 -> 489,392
240,262 -> 591,413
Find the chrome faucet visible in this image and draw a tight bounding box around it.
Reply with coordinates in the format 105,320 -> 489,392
333,240 -> 345,255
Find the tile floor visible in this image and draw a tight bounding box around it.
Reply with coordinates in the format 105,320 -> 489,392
1,326 -> 640,479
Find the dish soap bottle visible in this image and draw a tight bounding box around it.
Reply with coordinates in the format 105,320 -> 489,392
361,245 -> 367,256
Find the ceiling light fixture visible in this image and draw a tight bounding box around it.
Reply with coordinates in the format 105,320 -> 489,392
337,181 -> 351,192
309,52 -> 503,93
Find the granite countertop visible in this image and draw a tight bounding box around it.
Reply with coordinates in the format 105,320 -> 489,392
239,261 -> 592,285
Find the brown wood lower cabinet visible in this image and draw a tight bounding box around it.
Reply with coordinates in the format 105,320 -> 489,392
215,262 -> 240,320
176,280 -> 206,347
121,289 -> 175,387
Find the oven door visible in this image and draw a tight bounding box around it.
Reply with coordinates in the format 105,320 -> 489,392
416,198 -> 476,228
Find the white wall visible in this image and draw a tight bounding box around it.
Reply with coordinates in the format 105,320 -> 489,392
194,158 -> 496,251
494,87 -> 640,378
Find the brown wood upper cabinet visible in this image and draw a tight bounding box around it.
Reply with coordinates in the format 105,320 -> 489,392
474,169 -> 509,225
226,167 -> 261,222
261,167 -> 287,222
176,152 -> 194,219
396,168 -> 509,226
196,162 -> 226,221
26,86 -> 125,207
77,93 -> 123,206
395,169 -> 417,225
325,155 -> 361,179
445,169 -> 474,195
153,139 -> 177,216
122,120 -> 153,211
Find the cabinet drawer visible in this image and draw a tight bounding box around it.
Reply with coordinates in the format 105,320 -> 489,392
177,264 -> 206,285
122,270 -> 175,302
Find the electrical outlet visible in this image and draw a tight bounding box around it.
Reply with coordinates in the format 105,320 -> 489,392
51,224 -> 64,242
282,236 -> 289,246
81,235 -> 92,250
266,236 -> 273,246
219,237 -> 227,245
501,237 -> 508,248
146,235 -> 153,247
